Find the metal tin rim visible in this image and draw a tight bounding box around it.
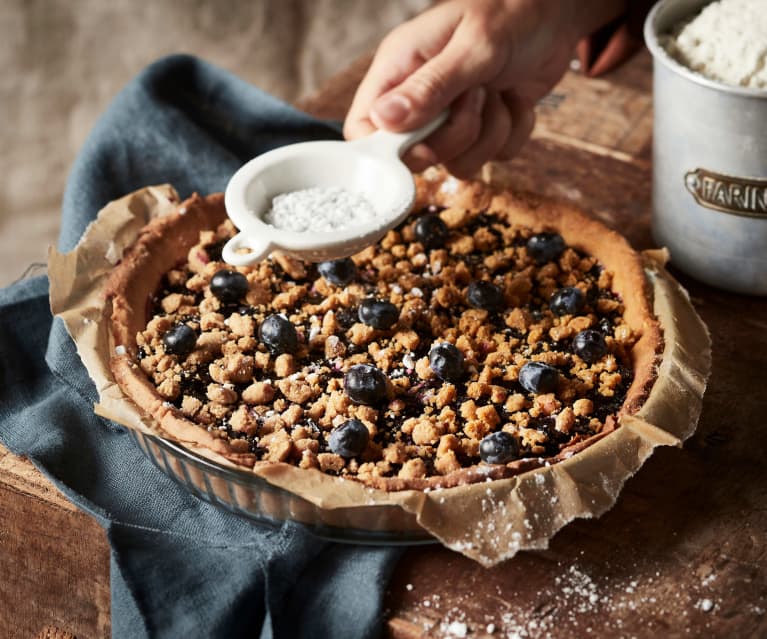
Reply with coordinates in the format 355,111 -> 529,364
644,0 -> 767,100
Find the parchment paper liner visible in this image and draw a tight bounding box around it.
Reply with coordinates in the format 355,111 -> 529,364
49,185 -> 711,566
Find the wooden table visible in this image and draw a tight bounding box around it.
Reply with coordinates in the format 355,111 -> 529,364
2,50 -> 766,639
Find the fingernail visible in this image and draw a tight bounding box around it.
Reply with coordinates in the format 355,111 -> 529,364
473,86 -> 487,114
372,94 -> 411,126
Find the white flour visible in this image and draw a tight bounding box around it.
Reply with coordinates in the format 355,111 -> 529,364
663,0 -> 767,89
262,186 -> 376,232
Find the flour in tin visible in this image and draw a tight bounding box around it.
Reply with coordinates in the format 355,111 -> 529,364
663,0 -> 767,90
263,186 -> 376,232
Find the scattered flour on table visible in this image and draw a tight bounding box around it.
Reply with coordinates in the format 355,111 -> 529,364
262,186 -> 376,232
696,598 -> 715,613
405,560 -> 764,638
444,620 -> 468,637
662,0 -> 767,89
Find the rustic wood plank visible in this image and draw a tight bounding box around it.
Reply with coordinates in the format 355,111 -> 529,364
483,137 -> 654,249
34,628 -> 78,639
0,482 -> 110,639
603,46 -> 654,93
0,449 -> 79,512
535,51 -> 654,163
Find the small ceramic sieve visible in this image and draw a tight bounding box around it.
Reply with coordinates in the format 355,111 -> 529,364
222,112 -> 448,266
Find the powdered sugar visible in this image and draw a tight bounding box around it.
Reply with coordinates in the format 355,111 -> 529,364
105,240 -> 121,265
262,186 -> 376,232
444,620 -> 468,637
696,598 -> 715,613
400,559 -> 756,638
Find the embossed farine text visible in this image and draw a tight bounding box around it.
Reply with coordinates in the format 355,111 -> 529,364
685,169 -> 767,218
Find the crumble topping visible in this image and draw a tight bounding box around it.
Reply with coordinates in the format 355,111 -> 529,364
131,202 -> 639,484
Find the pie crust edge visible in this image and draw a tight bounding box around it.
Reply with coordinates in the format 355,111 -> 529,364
106,173 -> 663,491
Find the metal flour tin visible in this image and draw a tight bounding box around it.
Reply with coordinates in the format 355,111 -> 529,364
645,0 -> 767,294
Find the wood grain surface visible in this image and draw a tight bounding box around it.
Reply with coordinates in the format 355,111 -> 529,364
2,48 -> 766,639
0,451 -> 110,639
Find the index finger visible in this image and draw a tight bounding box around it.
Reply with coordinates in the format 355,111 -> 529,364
343,40 -> 427,140
344,4 -> 463,140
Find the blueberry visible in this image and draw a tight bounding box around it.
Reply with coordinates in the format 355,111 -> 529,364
162,324 -> 197,358
328,418 -> 369,458
429,342 -> 464,383
335,308 -> 358,329
573,329 -> 608,363
344,364 -> 388,405
318,258 -> 357,286
358,298 -> 399,330
519,361 -> 560,394
527,232 -> 566,265
549,287 -> 585,316
467,280 -> 505,312
258,314 -> 298,355
414,214 -> 449,250
479,431 -> 519,465
210,269 -> 249,304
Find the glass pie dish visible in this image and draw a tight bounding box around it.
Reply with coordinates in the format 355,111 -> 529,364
47,178 -> 709,565
128,428 -> 436,544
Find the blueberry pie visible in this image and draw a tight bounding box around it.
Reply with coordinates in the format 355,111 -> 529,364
107,171 -> 662,490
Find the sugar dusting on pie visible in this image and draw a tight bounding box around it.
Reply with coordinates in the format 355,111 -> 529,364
107,169 -> 662,491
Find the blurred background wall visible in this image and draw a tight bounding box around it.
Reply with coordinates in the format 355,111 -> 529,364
0,0 -> 429,286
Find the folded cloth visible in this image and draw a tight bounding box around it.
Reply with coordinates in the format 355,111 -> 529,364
0,55 -> 402,639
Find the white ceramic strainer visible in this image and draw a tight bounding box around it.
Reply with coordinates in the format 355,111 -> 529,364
222,112 -> 448,266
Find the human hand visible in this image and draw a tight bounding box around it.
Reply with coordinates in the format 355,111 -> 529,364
344,0 -> 625,177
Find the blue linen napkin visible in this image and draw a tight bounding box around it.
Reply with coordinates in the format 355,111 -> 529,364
0,55 -> 403,639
